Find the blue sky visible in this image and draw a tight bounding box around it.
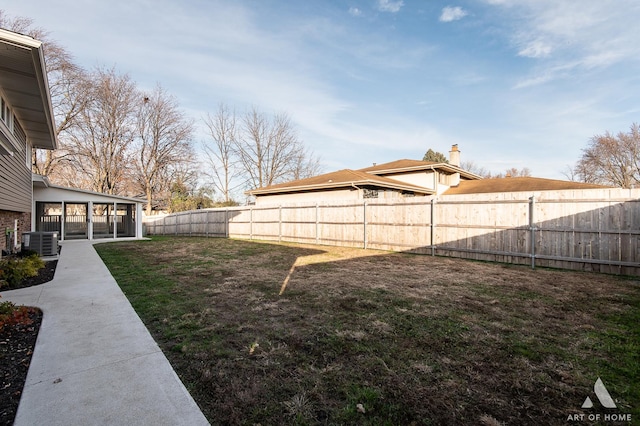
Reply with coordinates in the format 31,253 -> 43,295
6,0 -> 640,179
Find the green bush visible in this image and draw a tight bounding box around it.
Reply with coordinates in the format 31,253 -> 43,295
0,298 -> 16,315
0,254 -> 45,289
17,249 -> 39,258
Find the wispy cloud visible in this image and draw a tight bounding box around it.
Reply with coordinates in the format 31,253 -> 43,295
8,0 -> 640,180
485,0 -> 640,87
439,6 -> 468,22
377,0 -> 404,13
517,40 -> 551,58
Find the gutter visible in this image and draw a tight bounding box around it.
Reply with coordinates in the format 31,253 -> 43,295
249,179 -> 432,196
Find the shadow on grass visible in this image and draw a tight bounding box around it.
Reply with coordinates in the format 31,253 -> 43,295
96,236 -> 640,426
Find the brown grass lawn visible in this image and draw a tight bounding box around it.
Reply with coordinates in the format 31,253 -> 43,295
96,236 -> 640,425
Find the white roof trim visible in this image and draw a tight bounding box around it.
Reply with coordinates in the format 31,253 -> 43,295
0,29 -> 57,150
46,185 -> 145,203
32,175 -> 144,203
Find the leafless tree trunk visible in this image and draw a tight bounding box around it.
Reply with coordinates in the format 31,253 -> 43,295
572,123 -> 640,188
235,107 -> 320,190
0,10 -> 88,178
65,67 -> 138,194
135,85 -> 194,215
202,104 -> 242,203
291,146 -> 322,181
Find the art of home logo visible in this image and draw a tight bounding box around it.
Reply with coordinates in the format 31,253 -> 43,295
566,377 -> 632,423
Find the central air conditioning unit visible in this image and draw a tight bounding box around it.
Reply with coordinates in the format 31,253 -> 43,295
22,232 -> 59,257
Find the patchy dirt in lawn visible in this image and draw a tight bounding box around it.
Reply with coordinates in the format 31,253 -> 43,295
96,237 -> 640,425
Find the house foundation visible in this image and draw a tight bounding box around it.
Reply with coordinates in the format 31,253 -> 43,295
0,209 -> 29,253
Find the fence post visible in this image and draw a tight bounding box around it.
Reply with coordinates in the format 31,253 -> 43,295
225,209 -> 229,238
363,201 -> 368,249
279,205 -> 282,243
250,207 -> 253,240
430,198 -> 436,256
529,196 -> 536,269
315,202 -> 319,245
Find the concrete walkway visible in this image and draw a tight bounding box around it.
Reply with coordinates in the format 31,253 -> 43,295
1,240 -> 209,426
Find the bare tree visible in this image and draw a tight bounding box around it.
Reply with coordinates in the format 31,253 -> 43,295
460,160 -> 492,178
503,167 -> 532,178
235,107 -> 318,189
561,165 -> 579,182
459,160 -> 531,179
134,85 -> 194,215
291,146 -> 323,181
65,67 -> 138,194
0,11 -> 89,178
571,123 -> 640,188
202,104 -> 242,203
40,53 -> 91,178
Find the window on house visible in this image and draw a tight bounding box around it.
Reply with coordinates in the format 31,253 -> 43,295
0,97 -> 6,123
1,96 -> 13,132
363,188 -> 379,199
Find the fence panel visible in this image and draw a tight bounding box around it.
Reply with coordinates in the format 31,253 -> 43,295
317,201 -> 365,247
281,204 -> 318,244
143,188 -> 640,275
366,199 -> 432,252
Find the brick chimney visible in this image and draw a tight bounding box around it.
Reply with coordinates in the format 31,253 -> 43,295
449,144 -> 460,167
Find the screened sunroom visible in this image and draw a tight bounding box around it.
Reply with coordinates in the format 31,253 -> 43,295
32,175 -> 144,241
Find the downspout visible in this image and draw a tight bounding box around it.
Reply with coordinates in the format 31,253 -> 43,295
429,166 -> 437,194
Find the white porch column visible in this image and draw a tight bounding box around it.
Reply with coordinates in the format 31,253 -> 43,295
113,202 -> 118,239
136,203 -> 143,238
60,201 -> 66,241
31,200 -> 36,232
88,201 -> 94,240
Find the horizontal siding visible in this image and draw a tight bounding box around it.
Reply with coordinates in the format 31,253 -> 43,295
0,129 -> 31,213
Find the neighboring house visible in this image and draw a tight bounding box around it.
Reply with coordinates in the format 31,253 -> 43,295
32,175 -> 145,241
248,145 -> 482,204
0,29 -> 57,253
247,144 -> 613,205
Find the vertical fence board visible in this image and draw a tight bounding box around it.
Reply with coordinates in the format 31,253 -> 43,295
143,188 -> 640,276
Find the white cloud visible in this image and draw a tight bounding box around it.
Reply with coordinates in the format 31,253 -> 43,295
512,61 -> 579,89
517,40 -> 552,58
348,7 -> 362,17
439,6 -> 468,22
487,0 -> 640,86
377,0 -> 404,13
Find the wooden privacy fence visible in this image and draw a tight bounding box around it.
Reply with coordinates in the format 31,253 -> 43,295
144,188 -> 640,275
